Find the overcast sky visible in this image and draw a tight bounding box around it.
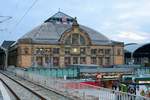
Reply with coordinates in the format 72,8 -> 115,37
0,0 -> 150,44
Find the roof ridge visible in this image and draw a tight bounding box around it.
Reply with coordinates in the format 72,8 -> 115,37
44,11 -> 73,23
51,11 -> 73,19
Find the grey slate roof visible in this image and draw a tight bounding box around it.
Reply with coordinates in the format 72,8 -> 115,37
45,11 -> 73,22
20,22 -> 111,45
20,12 -> 113,45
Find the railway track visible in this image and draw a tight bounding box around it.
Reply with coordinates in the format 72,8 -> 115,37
0,71 -> 47,100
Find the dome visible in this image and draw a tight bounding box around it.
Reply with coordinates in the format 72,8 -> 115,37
19,11 -> 111,45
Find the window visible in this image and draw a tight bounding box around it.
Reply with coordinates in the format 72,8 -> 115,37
98,57 -> 103,65
24,48 -> 29,54
36,57 -> 43,66
80,48 -> 86,55
53,57 -> 59,66
53,48 -> 59,54
35,48 -> 44,55
91,57 -> 97,64
45,48 -> 51,54
73,57 -> 78,64
72,34 -> 79,45
65,35 -> 71,45
65,47 -> 70,54
80,57 -> 86,64
91,49 -> 97,55
80,35 -> 85,45
105,49 -> 111,55
117,49 -> 121,55
65,57 -> 71,66
65,33 -> 85,45
98,49 -> 103,54
45,56 -> 51,66
105,57 -> 110,65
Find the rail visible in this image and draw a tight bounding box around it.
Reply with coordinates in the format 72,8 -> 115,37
0,72 -> 46,100
0,78 -> 20,100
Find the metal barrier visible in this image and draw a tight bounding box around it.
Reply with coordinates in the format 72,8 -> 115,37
13,69 -> 150,100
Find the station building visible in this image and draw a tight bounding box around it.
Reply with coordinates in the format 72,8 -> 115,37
0,12 -> 124,68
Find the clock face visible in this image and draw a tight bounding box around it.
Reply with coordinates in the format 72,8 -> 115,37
73,48 -> 77,53
71,47 -> 80,54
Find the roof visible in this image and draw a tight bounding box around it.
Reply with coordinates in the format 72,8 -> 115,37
20,23 -> 112,45
125,43 -> 150,53
45,11 -> 73,22
19,12 -> 116,45
1,40 -> 15,50
80,68 -> 134,73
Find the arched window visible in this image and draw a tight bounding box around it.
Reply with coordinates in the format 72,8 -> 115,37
65,33 -> 86,45
80,35 -> 85,45
65,35 -> 71,45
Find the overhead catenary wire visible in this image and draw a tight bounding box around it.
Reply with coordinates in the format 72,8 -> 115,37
0,16 -> 12,23
11,0 -> 39,33
0,16 -> 12,31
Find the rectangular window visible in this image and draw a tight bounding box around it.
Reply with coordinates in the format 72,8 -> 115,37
35,48 -> 44,55
98,57 -> 103,65
36,56 -> 43,66
80,48 -> 86,55
98,49 -> 103,55
45,48 -> 51,54
53,57 -> 59,66
73,57 -> 78,64
105,57 -> 110,65
65,47 -> 70,54
80,57 -> 86,64
53,48 -> 60,54
23,48 -> 29,54
105,49 -> 111,55
45,56 -> 51,66
65,57 -> 71,66
91,57 -> 97,64
91,49 -> 97,55
117,49 -> 121,55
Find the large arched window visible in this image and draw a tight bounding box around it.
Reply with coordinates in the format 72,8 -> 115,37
65,33 -> 85,45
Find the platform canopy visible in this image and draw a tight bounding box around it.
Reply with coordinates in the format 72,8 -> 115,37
125,43 -> 150,54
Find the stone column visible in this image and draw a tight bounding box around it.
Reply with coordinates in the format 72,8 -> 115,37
86,56 -> 91,64
42,57 -> 45,67
96,57 -> 99,65
78,57 -> 80,64
103,57 -> 105,66
71,57 -> 73,65
60,56 -> 64,68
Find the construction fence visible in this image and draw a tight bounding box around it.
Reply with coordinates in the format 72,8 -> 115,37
8,68 -> 150,100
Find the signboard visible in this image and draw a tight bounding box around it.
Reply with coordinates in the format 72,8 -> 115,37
103,75 -> 119,79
